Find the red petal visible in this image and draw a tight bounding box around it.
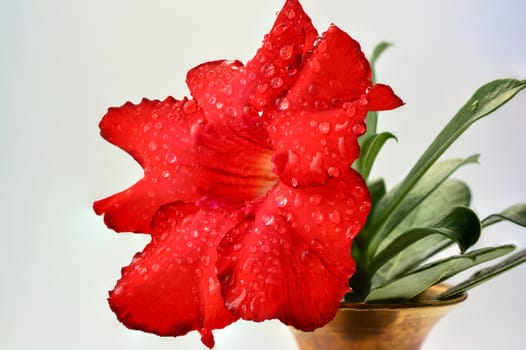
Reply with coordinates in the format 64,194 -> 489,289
287,25 -> 372,111
268,103 -> 368,187
366,83 -> 404,111
94,98 -> 278,233
93,97 -> 203,233
109,203 -> 243,348
217,170 -> 370,330
244,0 -> 318,112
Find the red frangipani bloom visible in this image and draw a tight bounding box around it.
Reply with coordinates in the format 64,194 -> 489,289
94,0 -> 402,347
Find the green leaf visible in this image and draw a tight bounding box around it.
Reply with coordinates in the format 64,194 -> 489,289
371,180 -> 471,287
366,155 -> 479,257
356,132 -> 397,180
367,206 -> 481,281
366,245 -> 514,302
481,204 -> 526,228
439,247 -> 526,300
365,79 -> 526,257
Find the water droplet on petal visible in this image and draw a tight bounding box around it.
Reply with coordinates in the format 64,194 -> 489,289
317,40 -> 328,53
291,177 -> 299,187
328,166 -> 340,177
300,250 -> 309,262
359,95 -> 368,106
352,123 -> 366,135
271,77 -> 284,89
309,194 -> 322,205
343,102 -> 356,117
286,8 -> 296,19
310,239 -> 322,248
329,210 -> 341,224
208,277 -> 219,295
233,243 -> 243,252
359,201 -> 371,213
353,185 -> 366,200
148,141 -> 158,151
275,194 -> 288,208
280,45 -> 294,60
183,100 -> 197,114
256,83 -> 268,94
278,97 -> 290,111
318,122 -> 331,134
272,23 -> 289,36
309,59 -> 321,72
285,65 -> 297,76
223,84 -> 233,96
311,211 -> 324,224
227,288 -> 247,310
261,63 -> 276,77
262,214 -> 275,226
308,83 -> 319,95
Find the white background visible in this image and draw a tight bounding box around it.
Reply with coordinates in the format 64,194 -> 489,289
2,0 -> 525,349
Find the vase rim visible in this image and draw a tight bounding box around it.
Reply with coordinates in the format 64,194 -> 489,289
342,283 -> 467,310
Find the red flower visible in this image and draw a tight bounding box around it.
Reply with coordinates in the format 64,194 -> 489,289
94,0 -> 402,347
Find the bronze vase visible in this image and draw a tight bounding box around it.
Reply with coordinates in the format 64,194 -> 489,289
291,284 -> 466,350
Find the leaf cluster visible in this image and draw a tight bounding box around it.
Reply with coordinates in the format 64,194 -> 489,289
349,43 -> 526,302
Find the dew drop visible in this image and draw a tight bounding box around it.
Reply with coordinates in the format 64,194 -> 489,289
165,152 -> 177,164
261,63 -> 276,77
285,65 -> 297,76
262,214 -> 275,226
311,211 -> 324,224
223,84 -> 233,96
183,100 -> 197,114
334,121 -> 349,132
359,201 -> 371,213
151,263 -> 160,272
148,141 -> 158,151
308,83 -> 319,95
328,166 -> 340,178
208,277 -> 219,295
300,250 -> 309,262
309,59 -> 321,72
227,288 -> 247,310
162,170 -> 170,178
233,243 -> 243,252
317,40 -> 328,53
256,83 -> 268,94
275,194 -> 288,208
278,97 -> 290,111
271,77 -> 284,89
280,45 -> 294,60
290,177 -> 299,187
285,8 -> 296,19
318,121 -> 331,134
309,194 -> 322,205
352,123 -> 366,135
353,185 -> 365,200
329,210 -> 341,224
272,23 -> 289,36
310,239 -> 322,248
359,95 -> 368,106
343,102 -> 356,117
